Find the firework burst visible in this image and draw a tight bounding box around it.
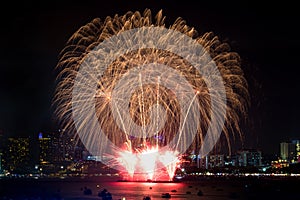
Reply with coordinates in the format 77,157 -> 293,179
54,9 -> 249,181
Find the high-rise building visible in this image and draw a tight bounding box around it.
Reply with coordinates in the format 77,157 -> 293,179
208,154 -> 225,168
0,131 -> 4,173
197,154 -> 225,169
74,143 -> 85,161
55,129 -> 77,162
38,132 -> 52,165
3,137 -> 31,173
279,140 -> 300,163
48,131 -> 62,163
237,149 -> 262,167
291,139 -> 300,162
280,142 -> 289,160
0,152 -> 2,173
38,131 -> 79,163
62,134 -> 76,162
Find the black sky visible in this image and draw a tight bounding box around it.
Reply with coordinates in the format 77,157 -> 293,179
0,0 -> 299,155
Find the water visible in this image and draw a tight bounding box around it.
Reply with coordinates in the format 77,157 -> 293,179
1,176 -> 300,200
1,177 -> 215,200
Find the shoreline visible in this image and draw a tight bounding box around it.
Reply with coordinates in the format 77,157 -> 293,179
1,173 -> 300,182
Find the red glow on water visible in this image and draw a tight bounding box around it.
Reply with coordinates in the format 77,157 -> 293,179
115,145 -> 179,181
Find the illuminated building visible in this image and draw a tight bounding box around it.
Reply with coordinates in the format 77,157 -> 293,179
208,154 -> 225,168
61,135 -> 76,162
291,140 -> 300,162
0,152 -> 2,173
279,140 -> 300,163
54,129 -> 77,162
237,149 -> 262,167
74,143 -> 85,161
38,130 -> 81,164
271,159 -> 289,169
37,131 -> 80,173
0,131 -> 4,173
48,131 -> 62,162
197,154 -> 225,169
3,137 -> 30,173
224,154 -> 238,167
38,132 -> 52,165
280,142 -> 289,160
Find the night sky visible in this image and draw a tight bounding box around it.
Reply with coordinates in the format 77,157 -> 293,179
0,1 -> 299,155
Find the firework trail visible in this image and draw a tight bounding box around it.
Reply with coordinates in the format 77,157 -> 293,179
54,9 -> 249,180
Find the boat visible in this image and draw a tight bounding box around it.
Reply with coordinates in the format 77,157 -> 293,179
161,193 -> 171,198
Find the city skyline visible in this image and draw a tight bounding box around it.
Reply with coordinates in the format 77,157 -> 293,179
0,1 -> 299,155
1,131 -> 299,174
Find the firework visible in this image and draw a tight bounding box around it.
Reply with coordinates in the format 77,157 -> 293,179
54,9 -> 249,181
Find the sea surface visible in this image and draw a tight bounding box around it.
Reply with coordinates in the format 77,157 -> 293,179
1,175 -> 300,200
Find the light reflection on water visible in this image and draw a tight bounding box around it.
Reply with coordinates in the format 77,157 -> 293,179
61,180 -> 237,200
2,176 -> 300,199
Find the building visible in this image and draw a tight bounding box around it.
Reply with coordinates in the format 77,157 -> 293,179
0,131 -> 4,173
196,154 -> 225,169
224,154 -> 238,167
279,140 -> 300,163
237,149 -> 262,167
271,160 -> 289,169
38,132 -> 52,165
38,131 -> 80,163
55,130 -> 77,162
62,135 -> 76,162
0,151 -> 2,173
3,137 -> 31,173
291,139 -> 300,162
208,154 -> 225,168
280,142 -> 289,160
36,131 -> 85,174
